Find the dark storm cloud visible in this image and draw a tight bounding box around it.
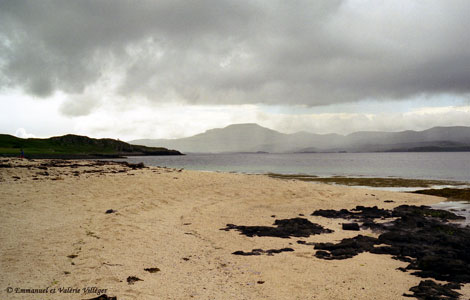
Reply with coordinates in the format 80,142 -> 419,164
1,0 -> 469,108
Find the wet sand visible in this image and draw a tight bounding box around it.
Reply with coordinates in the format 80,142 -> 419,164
1,158 -> 469,300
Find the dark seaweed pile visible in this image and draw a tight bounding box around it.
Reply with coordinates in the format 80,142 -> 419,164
403,280 -> 462,300
223,205 -> 469,299
311,205 -> 469,299
232,248 -> 294,256
312,205 -> 392,220
221,217 -> 333,238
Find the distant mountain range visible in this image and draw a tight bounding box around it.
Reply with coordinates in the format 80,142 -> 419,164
130,124 -> 470,153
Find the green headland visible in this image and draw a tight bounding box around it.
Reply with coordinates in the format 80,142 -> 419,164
0,134 -> 183,159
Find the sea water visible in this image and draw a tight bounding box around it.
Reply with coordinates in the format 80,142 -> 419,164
117,152 -> 470,182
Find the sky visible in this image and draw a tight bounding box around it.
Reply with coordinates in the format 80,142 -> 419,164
1,0 -> 470,140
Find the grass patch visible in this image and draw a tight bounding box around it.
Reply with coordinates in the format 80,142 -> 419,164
0,134 -> 182,157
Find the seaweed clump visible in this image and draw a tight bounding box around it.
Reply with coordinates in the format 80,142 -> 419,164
311,204 -> 469,299
221,217 -> 333,238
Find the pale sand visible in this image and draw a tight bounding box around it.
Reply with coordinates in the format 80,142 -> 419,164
1,158 -> 469,300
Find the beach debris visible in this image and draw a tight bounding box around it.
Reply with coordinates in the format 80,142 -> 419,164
84,294 -> 117,300
126,276 -> 143,285
182,257 -> 190,261
257,281 -> 265,284
384,200 -> 394,203
105,209 -> 116,214
232,248 -> 294,256
342,223 -> 360,231
67,254 -> 78,259
403,280 -> 461,300
221,218 -> 333,238
144,267 -> 160,273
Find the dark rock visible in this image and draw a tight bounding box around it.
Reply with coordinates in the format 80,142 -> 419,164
403,280 -> 461,300
221,218 -> 333,238
105,209 -> 116,214
257,281 -> 265,284
126,276 -> 143,285
314,205 -> 470,284
297,240 -> 316,245
311,206 -> 391,220
121,162 -> 146,169
144,267 -> 160,273
384,200 -> 394,203
314,235 -> 379,260
222,204 -> 470,299
232,248 -> 294,256
361,219 -> 387,231
311,208 -> 350,219
233,250 -> 261,256
351,206 -> 392,219
342,223 -> 360,231
392,205 -> 465,221
314,250 -> 331,259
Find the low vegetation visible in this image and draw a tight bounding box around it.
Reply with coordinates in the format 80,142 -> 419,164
0,134 -> 182,158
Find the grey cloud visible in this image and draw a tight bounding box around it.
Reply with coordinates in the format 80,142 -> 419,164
59,95 -> 100,117
1,0 -> 470,108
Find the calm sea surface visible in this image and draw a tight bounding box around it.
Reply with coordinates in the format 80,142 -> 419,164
117,152 -> 470,182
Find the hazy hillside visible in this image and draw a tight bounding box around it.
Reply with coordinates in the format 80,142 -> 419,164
0,134 -> 182,158
130,124 -> 470,153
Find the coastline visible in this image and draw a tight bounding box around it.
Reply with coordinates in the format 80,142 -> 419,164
1,158 -> 469,299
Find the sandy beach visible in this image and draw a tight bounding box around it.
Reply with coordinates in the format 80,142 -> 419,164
1,158 -> 469,300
